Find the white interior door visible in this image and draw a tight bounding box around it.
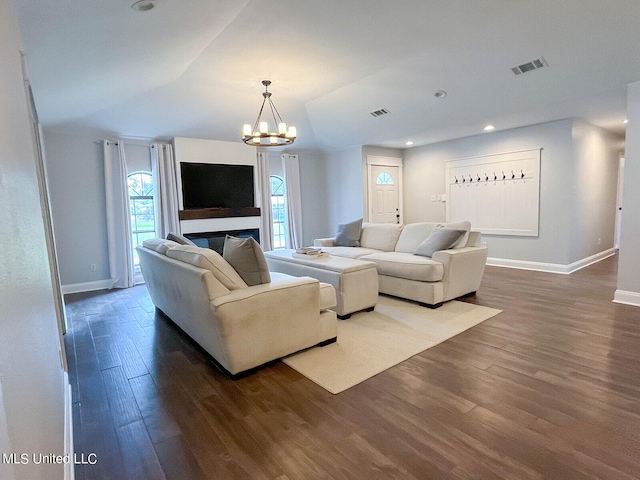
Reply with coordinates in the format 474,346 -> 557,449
369,165 -> 400,223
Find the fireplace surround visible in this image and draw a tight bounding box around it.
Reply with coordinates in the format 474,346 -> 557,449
184,229 -> 260,255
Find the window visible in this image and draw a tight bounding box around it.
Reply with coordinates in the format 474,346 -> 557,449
128,172 -> 156,266
270,175 -> 286,249
376,172 -> 394,185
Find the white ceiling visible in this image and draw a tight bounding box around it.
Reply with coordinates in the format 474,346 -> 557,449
14,0 -> 639,152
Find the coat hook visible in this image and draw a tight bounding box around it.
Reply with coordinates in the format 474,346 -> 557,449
462,176 -> 466,183
511,170 -> 515,179
502,171 -> 506,180
494,172 -> 497,181
521,169 -> 525,178
455,175 -> 458,183
469,174 -> 474,183
477,174 -> 481,182
485,173 -> 489,181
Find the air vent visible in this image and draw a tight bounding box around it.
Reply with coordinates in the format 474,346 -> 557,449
369,108 -> 390,118
511,57 -> 547,75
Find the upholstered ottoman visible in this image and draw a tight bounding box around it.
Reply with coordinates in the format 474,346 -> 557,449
264,250 -> 379,319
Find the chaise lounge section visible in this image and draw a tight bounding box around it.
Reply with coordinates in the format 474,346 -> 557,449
314,221 -> 488,308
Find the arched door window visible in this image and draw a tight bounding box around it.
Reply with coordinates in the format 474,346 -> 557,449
270,175 -> 286,249
376,172 -> 394,185
128,172 -> 156,266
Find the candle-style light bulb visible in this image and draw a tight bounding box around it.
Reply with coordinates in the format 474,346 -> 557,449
287,126 -> 297,138
242,124 -> 252,137
259,122 -> 268,134
278,122 -> 287,135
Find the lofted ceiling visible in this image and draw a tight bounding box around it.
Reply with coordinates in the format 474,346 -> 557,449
13,0 -> 639,152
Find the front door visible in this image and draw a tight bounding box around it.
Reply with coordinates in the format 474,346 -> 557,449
369,165 -> 400,223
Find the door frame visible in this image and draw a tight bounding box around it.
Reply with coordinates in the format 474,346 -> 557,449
366,155 -> 403,224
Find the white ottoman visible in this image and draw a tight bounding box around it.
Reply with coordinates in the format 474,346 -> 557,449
265,250 -> 379,319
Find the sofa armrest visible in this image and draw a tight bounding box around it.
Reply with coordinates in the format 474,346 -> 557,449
211,276 -> 331,373
432,246 -> 488,301
314,237 -> 335,247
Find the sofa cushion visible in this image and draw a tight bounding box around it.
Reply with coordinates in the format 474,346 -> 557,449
438,220 -> 471,248
414,228 -> 466,257
166,232 -> 196,246
166,245 -> 248,290
318,246 -> 383,259
361,251 -> 444,282
142,238 -> 180,255
359,223 -> 404,251
394,222 -> 439,253
334,218 -> 363,247
223,235 -> 271,286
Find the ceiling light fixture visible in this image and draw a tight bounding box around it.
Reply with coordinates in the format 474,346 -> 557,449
623,119 -> 629,124
405,141 -> 414,146
131,0 -> 155,11
242,80 -> 296,147
434,90 -> 447,98
484,125 -> 495,131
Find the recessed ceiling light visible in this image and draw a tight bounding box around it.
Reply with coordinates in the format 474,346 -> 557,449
484,125 -> 495,131
405,141 -> 414,146
131,0 -> 155,11
623,119 -> 629,124
434,90 -> 447,99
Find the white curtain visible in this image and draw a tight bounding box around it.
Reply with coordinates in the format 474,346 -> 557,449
282,153 -> 304,249
256,151 -> 274,251
103,140 -> 134,289
151,143 -> 180,238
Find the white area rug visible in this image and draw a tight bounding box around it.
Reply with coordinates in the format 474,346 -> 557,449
283,296 -> 501,394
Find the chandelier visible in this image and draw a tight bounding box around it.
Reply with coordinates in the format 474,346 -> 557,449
242,80 -> 297,146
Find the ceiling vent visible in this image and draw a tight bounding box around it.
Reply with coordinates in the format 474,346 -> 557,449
369,108 -> 390,118
512,57 -> 547,75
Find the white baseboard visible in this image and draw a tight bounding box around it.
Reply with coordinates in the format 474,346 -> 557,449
487,248 -> 616,275
61,279 -> 111,295
64,373 -> 74,480
613,290 -> 640,307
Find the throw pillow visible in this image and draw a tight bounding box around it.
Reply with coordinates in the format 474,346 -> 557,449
166,232 -> 196,246
166,245 -> 247,290
437,220 -> 471,249
223,235 -> 271,286
335,218 -> 363,247
142,238 -> 180,255
414,228 -> 466,258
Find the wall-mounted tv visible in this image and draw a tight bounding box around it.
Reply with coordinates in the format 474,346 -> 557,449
180,162 -> 255,210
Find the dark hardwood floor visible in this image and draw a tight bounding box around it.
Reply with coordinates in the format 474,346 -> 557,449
64,255 -> 640,479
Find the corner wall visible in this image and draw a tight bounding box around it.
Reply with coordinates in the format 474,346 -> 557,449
616,82 -> 640,306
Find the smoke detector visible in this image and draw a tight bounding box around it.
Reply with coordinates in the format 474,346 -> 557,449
512,57 -> 547,75
369,108 -> 390,118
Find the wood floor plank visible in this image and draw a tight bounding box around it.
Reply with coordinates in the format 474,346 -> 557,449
64,254 -> 640,479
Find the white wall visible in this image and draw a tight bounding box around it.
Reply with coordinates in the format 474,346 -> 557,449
0,0 -> 66,477
404,120 -> 620,268
43,130 -> 110,287
616,82 -> 640,305
570,121 -> 620,263
323,146 -> 365,231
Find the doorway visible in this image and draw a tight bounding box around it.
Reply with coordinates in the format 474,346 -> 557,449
366,156 -> 403,224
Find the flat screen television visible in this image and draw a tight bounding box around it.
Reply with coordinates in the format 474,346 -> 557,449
180,162 -> 255,210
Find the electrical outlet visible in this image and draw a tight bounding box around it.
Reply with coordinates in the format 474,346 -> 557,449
90,264 -> 97,272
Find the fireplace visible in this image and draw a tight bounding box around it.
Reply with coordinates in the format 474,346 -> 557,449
184,229 -> 260,255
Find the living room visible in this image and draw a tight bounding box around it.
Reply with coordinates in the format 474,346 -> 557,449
2,1 -> 640,479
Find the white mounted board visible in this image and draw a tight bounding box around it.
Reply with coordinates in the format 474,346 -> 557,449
445,149 -> 541,236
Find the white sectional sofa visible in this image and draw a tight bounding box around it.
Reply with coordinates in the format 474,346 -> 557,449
137,239 -> 338,377
314,221 -> 488,308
